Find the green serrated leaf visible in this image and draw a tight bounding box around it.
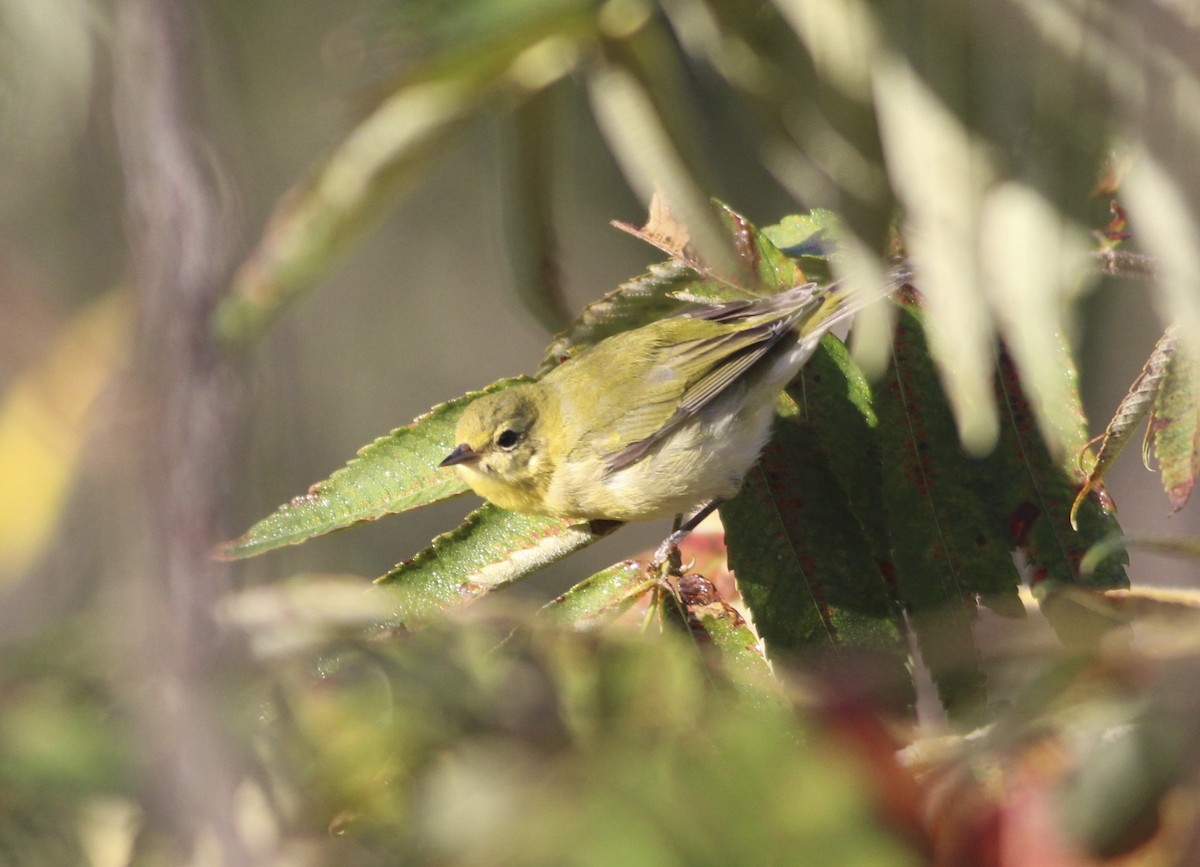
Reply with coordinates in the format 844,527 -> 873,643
538,561 -> 655,628
219,378 -> 530,559
721,407 -> 901,658
1149,343 -> 1200,511
789,334 -> 892,580
875,300 -> 1021,601
763,209 -> 845,253
872,296 -> 1017,716
992,350 -> 1129,594
991,348 -> 1128,649
1072,327 -> 1178,527
783,336 -> 915,699
377,505 -> 618,624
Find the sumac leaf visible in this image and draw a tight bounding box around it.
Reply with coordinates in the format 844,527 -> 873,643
378,505 -> 619,624
219,379 -> 529,559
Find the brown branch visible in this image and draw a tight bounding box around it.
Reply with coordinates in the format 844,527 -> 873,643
1092,248 -> 1158,280
109,0 -> 249,861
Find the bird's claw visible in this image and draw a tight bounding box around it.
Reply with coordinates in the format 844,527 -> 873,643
649,531 -> 687,577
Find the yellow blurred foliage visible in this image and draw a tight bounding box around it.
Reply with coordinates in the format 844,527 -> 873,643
0,292 -> 129,580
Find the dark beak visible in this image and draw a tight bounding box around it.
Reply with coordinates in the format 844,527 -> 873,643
439,443 -> 481,467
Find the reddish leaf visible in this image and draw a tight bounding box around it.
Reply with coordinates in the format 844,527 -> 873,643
1071,327 -> 1178,527
1149,340 -> 1200,510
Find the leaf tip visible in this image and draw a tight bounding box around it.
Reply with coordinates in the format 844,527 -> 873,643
211,538 -> 246,562
1167,480 -> 1195,511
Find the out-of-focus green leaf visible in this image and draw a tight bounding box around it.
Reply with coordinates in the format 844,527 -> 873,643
538,561 -> 655,628
872,294 -> 1017,717
1081,535 -> 1200,578
215,79 -> 481,343
1072,327 -> 1178,528
873,55 -> 999,455
219,379 -> 529,559
1,679 -> 128,795
981,182 -> 1095,461
764,0 -> 893,248
368,0 -> 596,85
0,639 -> 138,863
1149,342 -> 1200,511
377,505 -> 618,624
216,0 -> 599,344
1059,697 -> 1195,859
504,85 -> 573,332
217,574 -> 398,658
588,16 -> 742,283
263,622 -> 924,866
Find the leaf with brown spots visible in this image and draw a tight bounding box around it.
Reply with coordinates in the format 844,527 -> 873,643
1148,340 -> 1200,510
661,572 -> 777,697
721,358 -> 904,663
991,347 -> 1128,598
871,293 -> 1017,717
1071,327 -> 1178,528
613,199 -> 805,296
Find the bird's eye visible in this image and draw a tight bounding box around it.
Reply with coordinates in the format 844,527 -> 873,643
496,429 -> 521,449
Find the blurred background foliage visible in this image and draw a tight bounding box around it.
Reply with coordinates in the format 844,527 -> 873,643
3,0 -> 1200,864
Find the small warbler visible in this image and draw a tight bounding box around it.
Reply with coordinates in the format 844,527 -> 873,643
441,282 -> 876,531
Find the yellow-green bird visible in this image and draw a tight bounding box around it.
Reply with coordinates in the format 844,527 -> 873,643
441,282 -> 879,537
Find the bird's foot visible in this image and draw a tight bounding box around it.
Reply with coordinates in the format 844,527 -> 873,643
647,500 -> 722,577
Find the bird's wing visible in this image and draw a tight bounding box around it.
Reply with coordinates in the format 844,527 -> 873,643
602,286 -> 827,471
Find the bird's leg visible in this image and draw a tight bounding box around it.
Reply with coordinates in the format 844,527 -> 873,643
650,500 -> 723,574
